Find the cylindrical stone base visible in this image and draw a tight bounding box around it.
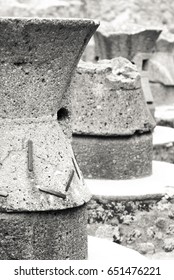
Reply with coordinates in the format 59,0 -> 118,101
0,205 -> 87,260
72,133 -> 152,180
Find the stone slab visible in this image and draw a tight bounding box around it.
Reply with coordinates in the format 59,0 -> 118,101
153,126 -> 174,163
85,161 -> 174,201
72,132 -> 152,180
155,105 -> 174,127
88,236 -> 146,260
0,205 -> 87,260
72,58 -> 155,136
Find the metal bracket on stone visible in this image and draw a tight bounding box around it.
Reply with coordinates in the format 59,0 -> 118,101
65,169 -> 75,192
28,140 -> 33,172
38,186 -> 66,199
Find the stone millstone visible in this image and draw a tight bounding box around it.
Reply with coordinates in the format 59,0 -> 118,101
72,58 -> 155,136
0,18 -> 99,260
71,58 -> 154,179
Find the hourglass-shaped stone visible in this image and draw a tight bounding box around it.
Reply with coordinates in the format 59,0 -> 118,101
0,18 -> 99,259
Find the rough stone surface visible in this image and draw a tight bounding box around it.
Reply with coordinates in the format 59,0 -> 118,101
87,197 -> 174,257
0,18 -> 99,212
149,30 -> 174,86
136,242 -> 155,255
72,133 -> 152,180
72,58 -> 155,136
0,18 -> 98,120
0,118 -> 91,212
94,22 -> 161,61
163,238 -> 174,252
0,205 -> 87,260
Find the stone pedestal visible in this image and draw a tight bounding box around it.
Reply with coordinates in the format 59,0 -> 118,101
71,57 -> 155,180
0,18 -> 99,260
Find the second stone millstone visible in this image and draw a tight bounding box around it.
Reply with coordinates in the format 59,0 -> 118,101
71,57 -> 156,180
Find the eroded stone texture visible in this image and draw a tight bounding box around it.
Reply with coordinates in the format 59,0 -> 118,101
0,205 -> 87,260
73,133 -> 152,180
72,58 -> 155,136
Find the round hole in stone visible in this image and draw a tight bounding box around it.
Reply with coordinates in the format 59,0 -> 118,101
57,107 -> 69,121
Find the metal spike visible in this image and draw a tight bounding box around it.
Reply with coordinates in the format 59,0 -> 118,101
65,169 -> 74,192
72,157 -> 80,179
38,186 -> 66,199
28,140 -> 33,172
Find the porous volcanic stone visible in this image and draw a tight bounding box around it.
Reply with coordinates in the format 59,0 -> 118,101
0,18 -> 98,120
0,205 -> 87,260
0,117 -> 91,212
72,58 -> 155,136
72,132 -> 152,180
0,18 -> 99,260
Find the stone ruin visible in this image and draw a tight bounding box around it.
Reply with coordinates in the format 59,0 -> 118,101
0,17 -> 99,259
71,57 -> 155,180
94,22 -> 162,116
148,30 -> 174,106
